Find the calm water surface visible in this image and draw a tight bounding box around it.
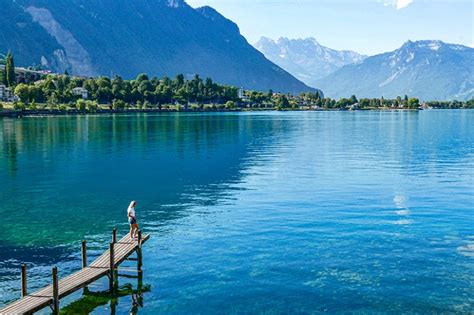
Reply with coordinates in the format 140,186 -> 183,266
0,111 -> 473,313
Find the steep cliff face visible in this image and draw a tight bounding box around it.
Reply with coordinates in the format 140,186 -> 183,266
0,0 -> 61,69
25,6 -> 96,76
1,0 -> 316,93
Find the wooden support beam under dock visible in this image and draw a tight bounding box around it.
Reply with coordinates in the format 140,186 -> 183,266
0,232 -> 150,315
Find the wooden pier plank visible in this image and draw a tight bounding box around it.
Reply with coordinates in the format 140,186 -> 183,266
0,234 -> 149,315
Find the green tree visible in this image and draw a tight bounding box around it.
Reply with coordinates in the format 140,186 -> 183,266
315,97 -> 322,107
380,96 -> 385,107
138,80 -> 153,96
47,93 -> 59,110
112,75 -> 124,99
403,95 -> 409,106
112,99 -> 126,111
396,96 -> 402,107
29,100 -> 37,110
359,98 -> 370,108
276,95 -> 290,108
86,100 -> 98,112
28,85 -> 44,103
407,98 -> 420,109
76,99 -> 87,111
267,89 -> 273,100
174,74 -> 185,88
465,98 -> 474,109
13,101 -> 26,110
5,52 -> 16,87
135,73 -> 149,82
225,100 -> 235,109
143,100 -> 152,109
336,98 -> 350,109
96,77 -> 112,103
14,83 -> 30,103
315,90 -> 322,101
0,64 -> 5,85
174,87 -> 188,104
349,95 -> 358,104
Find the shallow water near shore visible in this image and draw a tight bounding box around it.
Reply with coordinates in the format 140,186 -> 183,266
0,110 -> 473,313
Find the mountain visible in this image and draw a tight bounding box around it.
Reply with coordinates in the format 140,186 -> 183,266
315,40 -> 474,101
0,0 -> 316,94
255,37 -> 367,87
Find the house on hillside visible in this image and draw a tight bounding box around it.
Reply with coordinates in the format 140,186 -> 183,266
0,84 -> 5,100
0,84 -> 18,102
238,88 -> 245,99
349,103 -> 360,110
71,87 -> 88,99
238,88 -> 250,103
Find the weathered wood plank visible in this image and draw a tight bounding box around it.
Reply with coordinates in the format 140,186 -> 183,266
0,234 -> 149,315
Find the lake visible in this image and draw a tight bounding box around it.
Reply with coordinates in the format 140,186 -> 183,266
0,111 -> 473,313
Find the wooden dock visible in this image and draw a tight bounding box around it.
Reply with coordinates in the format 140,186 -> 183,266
0,230 -> 149,315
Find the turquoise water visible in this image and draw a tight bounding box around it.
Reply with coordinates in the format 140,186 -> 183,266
0,111 -> 473,313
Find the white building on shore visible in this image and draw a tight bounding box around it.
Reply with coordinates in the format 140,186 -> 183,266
71,87 -> 89,99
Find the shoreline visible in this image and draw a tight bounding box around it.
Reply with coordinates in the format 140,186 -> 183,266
0,107 -> 428,118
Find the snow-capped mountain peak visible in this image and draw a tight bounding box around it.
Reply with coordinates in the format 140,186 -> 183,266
315,39 -> 474,101
254,37 -> 367,86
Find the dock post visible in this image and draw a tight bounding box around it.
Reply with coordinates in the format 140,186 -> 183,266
110,297 -> 118,315
81,240 -> 87,268
137,230 -> 143,290
109,242 -> 115,294
138,230 -> 142,249
52,266 -> 59,314
81,240 -> 89,295
112,228 -> 117,244
137,230 -> 142,272
21,264 -> 27,297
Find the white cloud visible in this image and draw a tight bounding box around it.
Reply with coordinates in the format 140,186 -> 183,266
383,0 -> 414,10
396,0 -> 413,9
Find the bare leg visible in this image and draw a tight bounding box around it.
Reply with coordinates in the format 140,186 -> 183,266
130,225 -> 134,239
133,224 -> 139,238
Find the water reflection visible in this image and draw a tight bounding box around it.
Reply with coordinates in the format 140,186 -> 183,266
0,120 -> 18,173
0,113 -> 294,304
0,111 -> 473,313
0,114 -> 288,247
59,283 -> 151,314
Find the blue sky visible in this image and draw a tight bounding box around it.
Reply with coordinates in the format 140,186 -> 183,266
186,0 -> 473,55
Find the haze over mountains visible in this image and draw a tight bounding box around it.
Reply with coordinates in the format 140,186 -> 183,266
255,37 -> 367,87
0,0 -> 314,94
316,40 -> 474,101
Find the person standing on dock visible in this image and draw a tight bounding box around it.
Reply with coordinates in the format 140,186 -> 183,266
128,201 -> 139,239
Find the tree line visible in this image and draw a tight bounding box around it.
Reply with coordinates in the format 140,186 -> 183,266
246,92 -> 425,109
1,52 -> 473,111
11,73 -> 240,107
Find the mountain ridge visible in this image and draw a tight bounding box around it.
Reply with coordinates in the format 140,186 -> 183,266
0,0 -> 316,94
254,37 -> 367,86
315,40 -> 474,100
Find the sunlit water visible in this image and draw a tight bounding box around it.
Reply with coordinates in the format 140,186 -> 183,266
0,111 -> 473,313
